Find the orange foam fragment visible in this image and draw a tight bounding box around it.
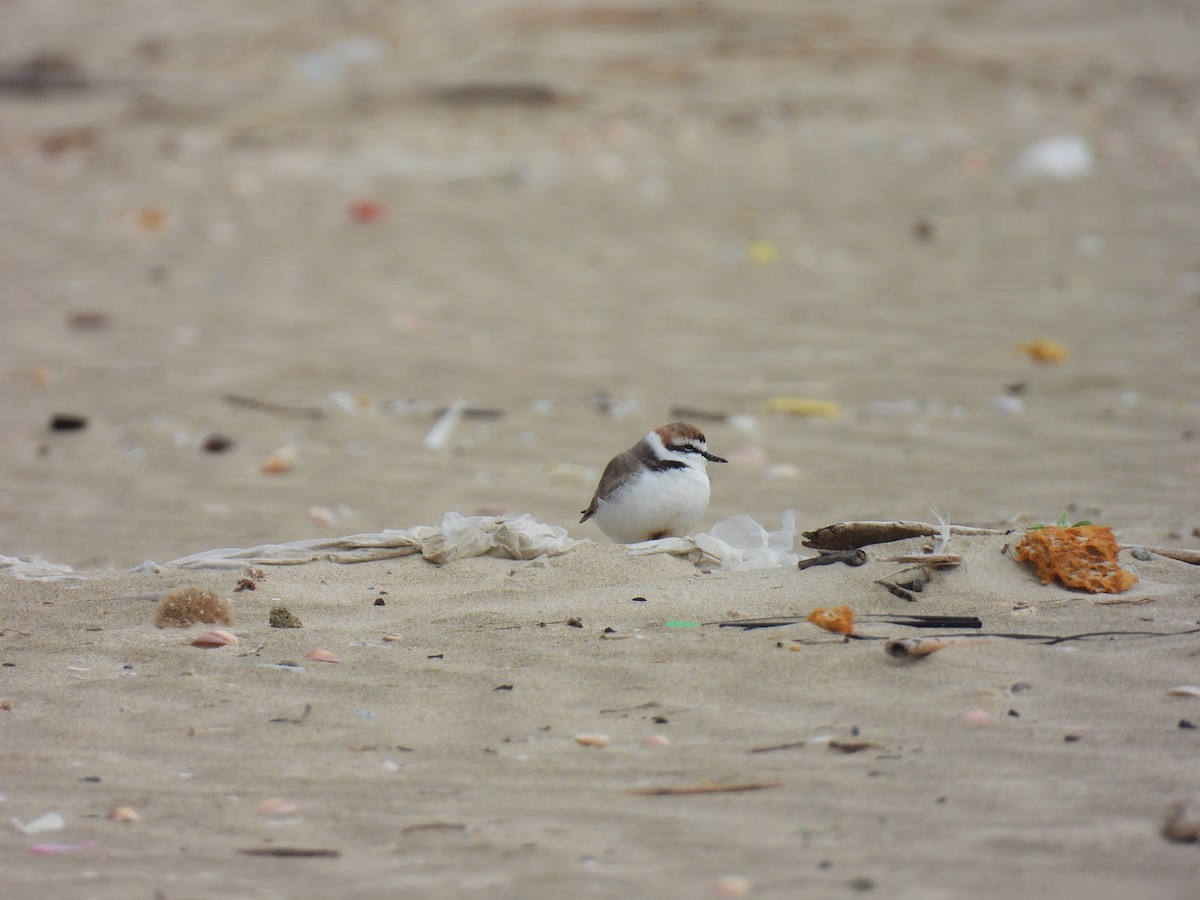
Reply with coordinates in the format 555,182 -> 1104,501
1014,525 -> 1137,594
807,605 -> 855,635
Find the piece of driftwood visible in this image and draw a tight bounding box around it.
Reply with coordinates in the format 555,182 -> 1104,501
797,548 -> 868,570
802,520 -> 1009,551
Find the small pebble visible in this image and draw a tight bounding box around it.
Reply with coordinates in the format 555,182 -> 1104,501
269,606 -> 302,628
1163,799 -> 1200,843
201,434 -> 234,453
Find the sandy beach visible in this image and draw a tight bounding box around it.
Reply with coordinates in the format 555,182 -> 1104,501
2,1 -> 1200,896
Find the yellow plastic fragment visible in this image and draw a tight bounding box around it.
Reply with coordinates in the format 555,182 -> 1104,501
745,239 -> 780,265
765,397 -> 841,418
1019,338 -> 1069,363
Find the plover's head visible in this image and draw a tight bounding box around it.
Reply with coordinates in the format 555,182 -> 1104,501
650,421 -> 728,468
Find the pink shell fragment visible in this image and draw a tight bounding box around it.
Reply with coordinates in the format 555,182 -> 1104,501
304,648 -> 342,663
255,797 -> 301,816
958,708 -> 998,727
1167,686 -> 1200,698
191,630 -> 238,648
574,733 -> 610,747
30,841 -> 97,855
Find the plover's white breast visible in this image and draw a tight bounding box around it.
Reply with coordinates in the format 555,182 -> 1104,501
590,465 -> 711,543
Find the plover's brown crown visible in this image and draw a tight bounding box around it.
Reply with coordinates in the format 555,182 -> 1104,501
653,421 -> 708,449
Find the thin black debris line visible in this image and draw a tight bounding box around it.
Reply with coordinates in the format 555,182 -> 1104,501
713,620 -> 1200,645
714,614 -> 983,631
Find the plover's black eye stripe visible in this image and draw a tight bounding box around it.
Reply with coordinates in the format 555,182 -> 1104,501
668,443 -> 705,454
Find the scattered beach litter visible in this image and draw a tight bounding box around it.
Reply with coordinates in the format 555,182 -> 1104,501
11,812 -> 64,835
1012,134 -> 1094,180
628,512 -> 799,572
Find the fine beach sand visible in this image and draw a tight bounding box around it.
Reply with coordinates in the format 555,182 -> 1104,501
3,0 -> 1200,896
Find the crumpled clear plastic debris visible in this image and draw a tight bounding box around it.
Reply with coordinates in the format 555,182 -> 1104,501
1,514 -> 580,578
164,512 -> 579,569
627,512 -> 799,572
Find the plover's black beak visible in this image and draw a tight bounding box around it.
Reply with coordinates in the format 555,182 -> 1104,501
702,451 -> 728,463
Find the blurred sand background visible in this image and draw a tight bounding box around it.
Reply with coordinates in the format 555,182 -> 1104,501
2,1 -> 1200,897
2,0 -> 1198,566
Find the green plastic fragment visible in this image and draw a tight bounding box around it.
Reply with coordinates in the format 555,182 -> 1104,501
664,620 -> 701,629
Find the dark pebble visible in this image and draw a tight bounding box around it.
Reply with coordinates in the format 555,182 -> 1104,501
202,434 -> 234,453
50,413 -> 88,431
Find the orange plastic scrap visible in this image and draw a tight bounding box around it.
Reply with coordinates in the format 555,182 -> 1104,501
807,605 -> 855,635
1014,525 -> 1137,594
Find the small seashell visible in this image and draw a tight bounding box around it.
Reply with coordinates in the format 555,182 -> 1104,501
381,634 -> 404,642
106,806 -> 140,823
712,876 -> 754,897
574,733 -> 610,748
1163,799 -> 1200,843
304,648 -> 341,664
260,444 -> 298,474
958,708 -> 997,727
642,735 -> 670,748
1168,686 -> 1200,698
191,630 -> 238,648
255,797 -> 300,816
307,505 -> 338,527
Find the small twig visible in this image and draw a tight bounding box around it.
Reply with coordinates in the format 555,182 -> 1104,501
829,740 -> 882,753
749,741 -> 806,753
629,782 -> 781,796
878,553 -> 961,568
268,703 -> 312,725
98,592 -> 168,604
797,548 -> 868,570
238,847 -> 340,858
222,393 -> 324,419
1042,627 -> 1200,646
